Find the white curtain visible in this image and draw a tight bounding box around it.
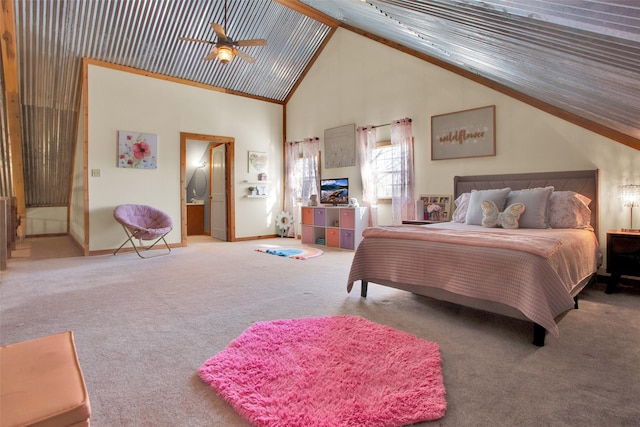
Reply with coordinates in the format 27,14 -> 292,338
284,138 -> 319,238
301,137 -> 320,202
284,141 -> 298,238
357,125 -> 378,226
390,118 -> 415,223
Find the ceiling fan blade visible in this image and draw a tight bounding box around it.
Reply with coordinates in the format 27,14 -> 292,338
204,46 -> 219,61
179,37 -> 214,44
235,39 -> 268,47
235,49 -> 256,63
211,23 -> 227,42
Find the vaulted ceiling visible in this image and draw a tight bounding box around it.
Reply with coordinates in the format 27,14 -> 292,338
1,0 -> 639,211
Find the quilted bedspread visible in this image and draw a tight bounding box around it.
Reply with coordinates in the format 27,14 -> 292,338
347,222 -> 602,337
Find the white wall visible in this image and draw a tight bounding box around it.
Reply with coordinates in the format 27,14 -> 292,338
25,207 -> 68,235
85,64 -> 283,251
286,28 -> 640,252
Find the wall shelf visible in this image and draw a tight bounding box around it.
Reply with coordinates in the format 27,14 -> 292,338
244,180 -> 269,197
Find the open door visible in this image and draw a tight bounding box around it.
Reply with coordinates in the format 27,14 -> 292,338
180,132 -> 235,245
210,144 -> 227,240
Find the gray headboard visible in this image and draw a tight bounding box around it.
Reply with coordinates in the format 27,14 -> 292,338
454,170 -> 598,235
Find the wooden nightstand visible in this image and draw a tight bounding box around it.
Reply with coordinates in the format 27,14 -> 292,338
606,230 -> 640,294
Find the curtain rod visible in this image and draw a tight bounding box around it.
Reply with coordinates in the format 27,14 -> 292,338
371,118 -> 412,128
288,137 -> 319,144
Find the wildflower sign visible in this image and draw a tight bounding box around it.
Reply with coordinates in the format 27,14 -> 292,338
118,130 -> 158,169
431,105 -> 495,160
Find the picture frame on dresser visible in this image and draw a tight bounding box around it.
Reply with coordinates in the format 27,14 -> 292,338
418,194 -> 452,221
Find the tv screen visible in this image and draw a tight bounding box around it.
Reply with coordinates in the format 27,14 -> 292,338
320,178 -> 349,205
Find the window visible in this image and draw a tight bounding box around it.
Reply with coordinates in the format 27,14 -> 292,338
297,157 -> 319,201
358,118 -> 414,224
373,140 -> 408,200
290,140 -> 319,201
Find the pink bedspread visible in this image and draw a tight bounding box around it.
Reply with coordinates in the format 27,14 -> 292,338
362,225 -> 563,258
347,223 -> 602,337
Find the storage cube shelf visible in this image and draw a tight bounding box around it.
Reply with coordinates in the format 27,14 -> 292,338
301,206 -> 367,250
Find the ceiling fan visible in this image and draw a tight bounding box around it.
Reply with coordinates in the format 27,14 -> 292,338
179,2 -> 267,64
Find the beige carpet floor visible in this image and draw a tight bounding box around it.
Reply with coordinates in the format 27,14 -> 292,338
1,235 -> 639,426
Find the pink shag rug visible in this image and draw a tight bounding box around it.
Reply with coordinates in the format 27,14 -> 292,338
199,315 -> 446,427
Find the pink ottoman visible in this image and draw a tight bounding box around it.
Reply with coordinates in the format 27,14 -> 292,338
1,331 -> 91,427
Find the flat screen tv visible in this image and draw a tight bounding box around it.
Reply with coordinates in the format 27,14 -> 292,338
320,178 -> 349,205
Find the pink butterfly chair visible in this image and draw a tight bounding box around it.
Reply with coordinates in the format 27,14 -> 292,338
113,204 -> 173,258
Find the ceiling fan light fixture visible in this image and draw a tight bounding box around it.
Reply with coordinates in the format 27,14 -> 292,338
217,45 -> 234,64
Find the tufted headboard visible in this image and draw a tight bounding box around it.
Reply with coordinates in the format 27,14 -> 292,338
453,170 -> 598,236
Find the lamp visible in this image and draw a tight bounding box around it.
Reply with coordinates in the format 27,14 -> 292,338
217,45 -> 234,64
619,184 -> 640,232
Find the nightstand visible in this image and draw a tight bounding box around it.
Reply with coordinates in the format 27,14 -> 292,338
606,230 -> 640,294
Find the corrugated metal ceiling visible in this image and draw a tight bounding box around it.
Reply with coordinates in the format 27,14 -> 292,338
2,0 -> 639,208
301,0 -> 640,140
8,0 -> 332,206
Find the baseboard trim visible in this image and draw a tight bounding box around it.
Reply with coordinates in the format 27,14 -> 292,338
25,232 -> 68,238
235,234 -> 280,241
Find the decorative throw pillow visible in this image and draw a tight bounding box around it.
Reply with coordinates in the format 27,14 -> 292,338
505,186 -> 554,228
465,188 -> 511,225
548,191 -> 592,229
481,200 -> 526,229
452,193 -> 470,223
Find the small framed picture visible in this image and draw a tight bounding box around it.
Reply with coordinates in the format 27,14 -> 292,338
418,194 -> 452,221
248,151 -> 267,174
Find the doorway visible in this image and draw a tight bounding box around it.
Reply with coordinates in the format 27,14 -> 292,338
180,132 -> 236,245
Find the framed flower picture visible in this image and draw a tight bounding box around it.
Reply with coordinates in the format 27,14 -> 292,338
118,130 -> 158,169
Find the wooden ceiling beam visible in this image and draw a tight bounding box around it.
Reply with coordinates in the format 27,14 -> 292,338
1,0 -> 26,237
273,0 -> 340,28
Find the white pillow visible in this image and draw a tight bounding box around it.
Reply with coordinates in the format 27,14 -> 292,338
465,188 -> 511,225
452,193 -> 469,223
505,187 -> 554,229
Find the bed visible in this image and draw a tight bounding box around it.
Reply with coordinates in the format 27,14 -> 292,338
347,170 -> 602,346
